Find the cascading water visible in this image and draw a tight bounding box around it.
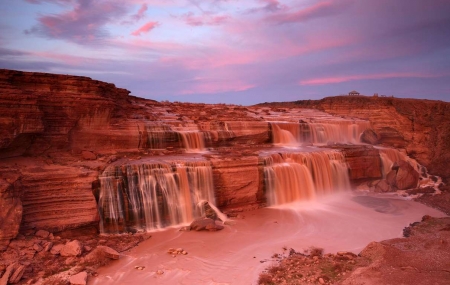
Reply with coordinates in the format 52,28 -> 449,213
263,150 -> 350,206
145,124 -> 177,149
178,131 -> 206,152
97,161 -> 216,233
378,147 -> 420,177
271,120 -> 370,146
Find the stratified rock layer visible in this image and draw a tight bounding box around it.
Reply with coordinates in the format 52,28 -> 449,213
282,96 -> 450,183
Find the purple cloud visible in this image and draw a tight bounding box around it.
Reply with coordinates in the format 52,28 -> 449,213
268,0 -> 354,24
247,0 -> 287,14
24,0 -> 127,44
131,4 -> 148,22
181,12 -> 230,26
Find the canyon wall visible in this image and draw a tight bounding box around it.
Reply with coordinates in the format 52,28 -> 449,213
261,96 -> 450,183
0,69 -> 442,246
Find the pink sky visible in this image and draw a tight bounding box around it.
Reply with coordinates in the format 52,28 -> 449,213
1,0 -> 449,104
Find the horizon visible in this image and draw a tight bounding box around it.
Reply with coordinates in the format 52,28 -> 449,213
1,0 -> 449,105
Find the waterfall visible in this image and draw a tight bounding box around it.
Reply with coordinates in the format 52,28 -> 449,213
378,147 -> 421,177
179,131 -> 206,151
271,120 -> 370,146
145,124 -> 176,149
264,150 -> 350,206
98,161 -> 216,233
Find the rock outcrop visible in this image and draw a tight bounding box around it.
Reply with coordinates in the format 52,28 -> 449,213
279,96 -> 450,183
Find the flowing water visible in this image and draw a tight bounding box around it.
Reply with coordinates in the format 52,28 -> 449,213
263,150 -> 350,205
91,193 -> 445,285
271,120 -> 370,146
98,161 -> 215,233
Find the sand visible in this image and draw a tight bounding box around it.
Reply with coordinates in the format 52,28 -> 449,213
90,193 -> 446,285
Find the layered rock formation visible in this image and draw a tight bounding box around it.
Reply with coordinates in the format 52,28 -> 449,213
0,69 -> 444,248
262,96 -> 450,183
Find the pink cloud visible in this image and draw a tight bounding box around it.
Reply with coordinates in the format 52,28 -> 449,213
132,4 -> 148,21
268,0 -> 353,24
180,78 -> 255,95
181,12 -> 230,26
131,21 -> 159,36
299,73 -> 443,85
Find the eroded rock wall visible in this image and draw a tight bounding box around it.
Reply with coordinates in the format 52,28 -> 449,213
265,96 -> 450,183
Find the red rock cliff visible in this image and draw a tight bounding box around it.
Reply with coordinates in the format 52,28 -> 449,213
262,96 -> 450,183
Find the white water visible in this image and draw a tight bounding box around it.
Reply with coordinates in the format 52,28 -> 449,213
98,161 -> 216,233
264,150 -> 350,205
91,193 -> 445,285
271,120 -> 370,146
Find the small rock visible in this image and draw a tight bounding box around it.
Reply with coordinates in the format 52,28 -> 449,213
33,243 -> 43,252
318,278 -> 325,284
60,240 -> 82,257
69,271 -> 87,285
50,244 -> 64,255
10,266 -> 26,284
35,230 -> 50,239
179,226 -> 191,231
84,245 -> 92,252
134,266 -> 145,270
65,257 -> 77,265
44,242 -> 53,252
0,263 -> 16,285
182,251 -> 188,255
156,270 -> 164,275
96,245 -> 120,259
81,150 -> 97,160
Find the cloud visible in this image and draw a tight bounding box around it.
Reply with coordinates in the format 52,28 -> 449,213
247,0 -> 287,14
131,21 -> 159,36
131,3 -> 148,22
299,72 -> 444,86
24,0 -> 127,44
0,48 -> 29,56
180,77 -> 255,95
268,0 -> 354,24
181,12 -> 230,26
25,0 -> 73,4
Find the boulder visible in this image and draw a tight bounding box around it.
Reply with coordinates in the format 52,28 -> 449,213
50,243 -> 64,255
375,180 -> 392,193
0,263 -> 15,285
96,246 -> 120,260
81,151 -> 97,160
203,202 -> 218,220
69,271 -> 87,285
395,160 -> 419,190
190,218 -> 224,231
35,229 -> 50,239
360,129 -> 379,145
8,264 -> 26,284
386,170 -> 397,186
60,240 -> 82,257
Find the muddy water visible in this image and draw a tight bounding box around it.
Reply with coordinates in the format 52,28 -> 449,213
90,193 -> 446,285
